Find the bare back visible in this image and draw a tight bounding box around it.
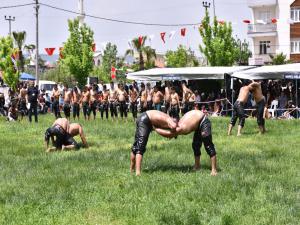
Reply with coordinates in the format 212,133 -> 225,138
177,110 -> 205,135
52,118 -> 70,132
69,123 -> 81,136
249,82 -> 264,103
146,110 -> 176,130
237,86 -> 250,103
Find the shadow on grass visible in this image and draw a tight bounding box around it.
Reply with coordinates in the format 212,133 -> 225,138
144,163 -> 220,173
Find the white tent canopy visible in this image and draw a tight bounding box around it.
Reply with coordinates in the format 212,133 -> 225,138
232,63 -> 300,80
126,66 -> 254,81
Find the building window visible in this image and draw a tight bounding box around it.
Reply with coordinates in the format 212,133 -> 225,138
291,8 -> 300,22
259,41 -> 271,55
291,40 -> 300,54
259,11 -> 271,23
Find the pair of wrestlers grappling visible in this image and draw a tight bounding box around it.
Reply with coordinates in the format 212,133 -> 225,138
45,110 -> 217,176
44,118 -> 88,152
131,110 -> 217,176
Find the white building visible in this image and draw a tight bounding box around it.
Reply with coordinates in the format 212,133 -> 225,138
247,0 -> 300,65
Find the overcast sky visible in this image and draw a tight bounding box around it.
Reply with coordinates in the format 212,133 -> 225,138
0,0 -> 251,56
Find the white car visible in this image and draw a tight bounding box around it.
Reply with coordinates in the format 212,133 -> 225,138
37,80 -> 56,96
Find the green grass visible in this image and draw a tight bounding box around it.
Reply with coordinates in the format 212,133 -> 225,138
0,114 -> 299,225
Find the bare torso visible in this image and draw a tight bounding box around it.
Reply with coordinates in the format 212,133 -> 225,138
20,88 -> 27,100
64,90 -> 72,103
250,82 -> 264,103
53,89 -> 60,101
141,90 -> 147,102
117,89 -> 127,102
102,90 -> 109,102
237,86 -> 250,103
177,110 -> 205,135
72,92 -> 81,103
69,123 -> 81,136
109,89 -> 117,102
82,91 -> 90,103
146,110 -> 176,130
90,90 -> 98,102
152,91 -> 163,104
52,118 -> 70,132
130,89 -> 138,102
165,87 -> 171,103
146,89 -> 152,102
170,93 -> 179,105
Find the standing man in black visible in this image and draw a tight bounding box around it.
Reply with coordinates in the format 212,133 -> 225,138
26,81 -> 39,123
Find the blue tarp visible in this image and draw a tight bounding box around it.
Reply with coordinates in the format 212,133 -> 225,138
20,72 -> 36,81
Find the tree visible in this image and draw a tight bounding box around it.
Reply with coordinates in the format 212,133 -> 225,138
41,64 -> 73,85
270,53 -> 290,65
199,10 -> 238,66
166,45 -> 199,67
61,19 -> 94,88
0,36 -> 19,92
143,46 -> 156,69
234,38 -> 252,66
125,36 -> 147,71
12,31 -> 26,72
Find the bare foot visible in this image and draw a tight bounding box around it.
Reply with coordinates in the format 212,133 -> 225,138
237,133 -> 241,137
193,165 -> 201,171
136,171 -> 141,176
211,169 -> 217,176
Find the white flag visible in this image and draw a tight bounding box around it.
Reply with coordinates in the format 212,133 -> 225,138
169,31 -> 176,40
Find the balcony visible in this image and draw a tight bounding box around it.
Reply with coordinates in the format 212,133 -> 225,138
248,24 -> 277,37
247,0 -> 277,8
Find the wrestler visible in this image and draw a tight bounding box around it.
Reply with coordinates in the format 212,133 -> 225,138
117,83 -> 128,120
18,83 -> 27,119
90,84 -> 99,120
164,81 -> 171,113
146,83 -> 153,110
44,118 -> 72,152
228,81 -> 251,136
155,110 -> 217,176
64,123 -> 88,150
169,86 -> 180,120
130,110 -> 177,176
249,80 -> 266,134
140,84 -> 147,112
109,81 -> 118,119
152,86 -> 164,111
63,85 -> 72,120
129,85 -> 138,120
100,85 -> 109,119
52,84 -> 62,119
181,80 -> 193,115
80,86 -> 91,121
72,87 -> 81,120
188,91 -> 196,111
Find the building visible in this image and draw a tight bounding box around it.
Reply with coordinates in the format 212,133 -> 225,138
247,0 -> 300,65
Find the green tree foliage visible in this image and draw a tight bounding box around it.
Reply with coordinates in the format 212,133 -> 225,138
199,10 -> 238,66
41,64 -> 73,85
166,45 -> 199,67
0,36 -> 19,92
92,42 -> 118,83
12,31 -> 26,72
125,36 -> 156,71
234,38 -> 252,65
270,53 -> 290,65
61,19 -> 94,88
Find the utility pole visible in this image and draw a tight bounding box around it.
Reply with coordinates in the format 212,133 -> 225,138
4,15 -> 15,36
202,1 -> 211,11
213,0 -> 216,17
78,0 -> 85,26
35,0 -> 39,85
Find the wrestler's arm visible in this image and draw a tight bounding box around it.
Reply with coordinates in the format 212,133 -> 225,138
154,128 -> 176,138
79,126 -> 88,147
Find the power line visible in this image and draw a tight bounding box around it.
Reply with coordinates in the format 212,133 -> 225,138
0,3 -> 35,10
39,2 -> 201,27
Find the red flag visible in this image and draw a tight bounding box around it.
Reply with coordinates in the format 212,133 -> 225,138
59,47 -> 64,59
160,32 -> 166,43
138,36 -> 144,46
271,18 -> 277,23
92,43 -> 96,52
45,48 -> 55,56
243,20 -> 251,24
111,66 -> 116,79
180,28 -> 186,37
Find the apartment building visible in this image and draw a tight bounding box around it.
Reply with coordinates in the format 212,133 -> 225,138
247,0 -> 300,65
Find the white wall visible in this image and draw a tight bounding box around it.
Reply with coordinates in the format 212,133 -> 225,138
277,0 -> 294,58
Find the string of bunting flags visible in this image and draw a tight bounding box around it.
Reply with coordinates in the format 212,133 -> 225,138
43,16 -> 295,57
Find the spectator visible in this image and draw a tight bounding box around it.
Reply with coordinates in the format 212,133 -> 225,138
27,81 -> 39,123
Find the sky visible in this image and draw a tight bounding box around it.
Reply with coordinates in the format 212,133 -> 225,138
0,0 -> 251,57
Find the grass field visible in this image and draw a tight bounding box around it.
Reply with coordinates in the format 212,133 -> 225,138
0,114 -> 299,225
